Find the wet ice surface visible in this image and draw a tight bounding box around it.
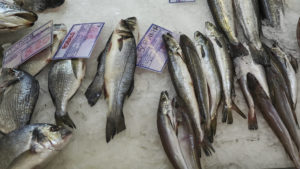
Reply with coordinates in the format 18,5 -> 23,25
1,0 -> 300,168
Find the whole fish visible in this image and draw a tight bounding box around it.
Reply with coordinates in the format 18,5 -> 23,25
298,18 -> 300,48
179,34 -> 209,122
207,0 -> 248,57
104,17 -> 137,142
85,34 -> 112,106
0,68 -> 39,134
0,0 -> 37,31
157,91 -> 201,169
194,31 -> 221,141
14,0 -> 65,12
234,45 -> 269,130
247,73 -> 300,168
265,65 -> 300,151
48,59 -> 86,129
233,0 -> 269,66
0,124 -> 72,169
205,22 -> 246,124
259,0 -> 284,27
20,24 -> 67,76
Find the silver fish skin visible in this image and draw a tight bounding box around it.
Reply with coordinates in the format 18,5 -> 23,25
205,22 -> 246,124
194,31 -> 221,142
20,24 -> 67,76
163,33 -> 204,152
13,0 -> 65,12
207,0 -> 248,57
0,124 -> 72,169
48,59 -> 86,129
259,0 -> 284,27
234,46 -> 269,130
104,17 -> 137,142
0,68 -> 39,134
0,0 -> 37,31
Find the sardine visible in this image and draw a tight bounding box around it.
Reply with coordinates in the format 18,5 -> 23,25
205,22 -> 246,124
259,0 -> 284,27
14,0 -> 65,12
0,68 -> 39,134
194,31 -> 221,141
104,17 -> 137,142
48,59 -> 86,129
0,0 -> 37,31
179,34 -> 209,122
20,24 -> 67,76
247,73 -> 300,168
234,45 -> 269,130
207,0 -> 248,57
0,124 -> 72,169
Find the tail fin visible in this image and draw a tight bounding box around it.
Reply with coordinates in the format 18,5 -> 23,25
201,136 -> 215,156
248,107 -> 258,130
55,112 -> 76,129
230,43 -> 249,58
249,44 -> 270,66
85,75 -> 103,106
106,110 -> 126,143
222,102 -> 247,124
208,116 -> 218,143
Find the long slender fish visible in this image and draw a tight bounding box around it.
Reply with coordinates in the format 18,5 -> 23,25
0,124 -> 72,169
0,0 -> 37,31
207,0 -> 248,57
259,0 -> 284,27
233,0 -> 269,66
104,17 -> 137,142
14,0 -> 65,12
234,45 -> 269,130
247,73 -> 300,169
194,31 -> 221,142
205,22 -> 246,124
20,24 -> 67,76
157,91 -> 201,169
0,68 -> 39,134
48,59 -> 86,129
179,34 -> 209,122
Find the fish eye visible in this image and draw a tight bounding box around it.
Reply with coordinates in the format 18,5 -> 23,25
50,126 -> 60,132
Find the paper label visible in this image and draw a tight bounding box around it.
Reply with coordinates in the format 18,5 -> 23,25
169,0 -> 195,3
53,22 -> 104,60
136,24 -> 173,72
3,21 -> 53,68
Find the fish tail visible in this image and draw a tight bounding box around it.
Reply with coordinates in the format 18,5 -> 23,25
230,43 -> 249,58
209,116 -> 218,143
232,101 -> 247,119
292,109 -> 300,128
85,76 -> 102,106
106,109 -> 126,143
201,136 -> 215,156
55,112 -> 76,129
248,108 -> 258,130
249,44 -> 270,66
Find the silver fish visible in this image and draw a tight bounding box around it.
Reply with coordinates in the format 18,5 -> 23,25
205,22 -> 246,124
48,59 -> 86,129
104,17 -> 137,142
259,0 -> 284,27
14,0 -> 65,12
0,68 -> 39,134
0,0 -> 37,31
20,24 -> 67,76
0,124 -> 72,169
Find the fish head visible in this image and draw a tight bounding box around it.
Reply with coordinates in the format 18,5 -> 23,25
30,124 -> 72,153
179,34 -> 194,49
0,68 -> 23,89
159,91 -> 177,130
162,33 -> 180,54
120,17 -> 139,43
194,31 -> 208,45
205,22 -> 220,38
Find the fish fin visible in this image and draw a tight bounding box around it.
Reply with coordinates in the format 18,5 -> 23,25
230,43 -> 249,58
118,38 -> 123,51
222,105 -> 233,124
106,110 -> 126,143
289,54 -> 298,73
232,101 -> 247,119
201,136 -> 215,156
55,112 -> 76,129
127,79 -> 134,97
249,44 -> 270,66
248,107 -> 258,130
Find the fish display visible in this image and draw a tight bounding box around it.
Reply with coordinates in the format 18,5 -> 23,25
0,124 -> 72,169
205,22 -> 246,124
0,0 -> 37,31
14,0 -> 65,12
259,0 -> 284,27
20,24 -> 67,76
103,17 -> 138,142
0,68 -> 39,134
48,59 -> 86,129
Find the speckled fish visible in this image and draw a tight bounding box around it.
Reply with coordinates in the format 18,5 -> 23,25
0,124 -> 72,169
13,0 -> 65,12
297,18 -> 300,48
207,0 -> 248,57
0,68 -> 39,134
104,17 -> 137,142
259,0 -> 284,27
205,22 -> 246,124
20,24 -> 67,76
247,73 -> 300,169
234,45 -> 269,130
194,31 -> 221,142
157,91 -> 201,169
0,0 -> 37,31
179,34 -> 209,123
48,59 -> 86,129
